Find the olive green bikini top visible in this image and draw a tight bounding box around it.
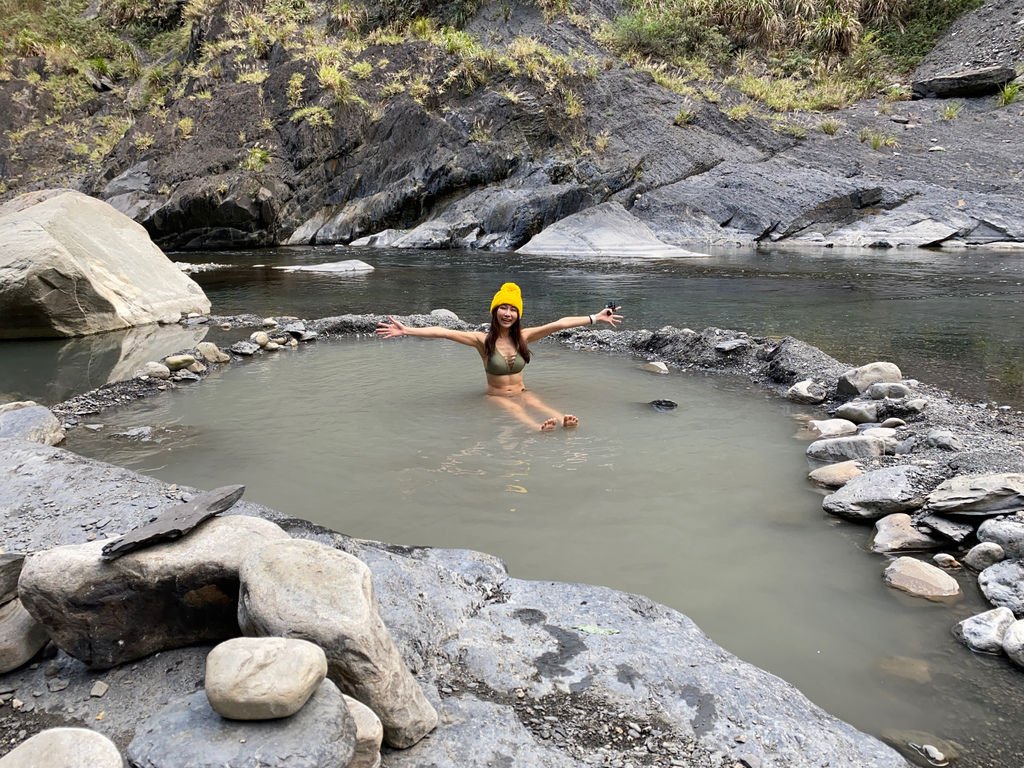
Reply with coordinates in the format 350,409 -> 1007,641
484,349 -> 527,376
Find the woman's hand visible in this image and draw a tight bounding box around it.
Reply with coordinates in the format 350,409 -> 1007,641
594,306 -> 623,327
376,315 -> 407,338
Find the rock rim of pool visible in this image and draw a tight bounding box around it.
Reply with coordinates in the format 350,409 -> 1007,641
0,437 -> 906,767
4,311 -> 1024,766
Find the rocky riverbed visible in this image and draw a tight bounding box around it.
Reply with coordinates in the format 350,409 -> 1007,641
3,310 -> 1024,766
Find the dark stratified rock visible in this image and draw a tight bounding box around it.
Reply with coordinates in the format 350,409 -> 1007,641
915,514 -> 975,544
372,182 -> 593,251
911,65 -> 1018,99
925,473 -> 1024,517
19,516 -> 289,669
101,484 -> 245,560
128,680 -> 356,768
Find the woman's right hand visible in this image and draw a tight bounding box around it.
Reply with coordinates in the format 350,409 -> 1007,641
376,315 -> 406,338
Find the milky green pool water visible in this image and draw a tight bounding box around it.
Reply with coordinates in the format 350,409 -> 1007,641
65,338 -> 1024,768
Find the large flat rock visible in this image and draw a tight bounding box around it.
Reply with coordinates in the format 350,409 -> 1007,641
0,189 -> 210,339
0,437 -> 906,766
518,202 -> 703,258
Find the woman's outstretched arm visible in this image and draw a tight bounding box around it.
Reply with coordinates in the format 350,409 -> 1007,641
376,315 -> 484,348
522,306 -> 623,343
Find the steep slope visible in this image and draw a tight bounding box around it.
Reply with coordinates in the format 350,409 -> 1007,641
0,0 -> 1021,250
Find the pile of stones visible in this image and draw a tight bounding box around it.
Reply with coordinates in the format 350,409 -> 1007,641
791,361 -> 1024,665
0,497 -> 436,767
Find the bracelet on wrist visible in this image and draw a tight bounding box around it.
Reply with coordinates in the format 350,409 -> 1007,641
589,314 -> 596,325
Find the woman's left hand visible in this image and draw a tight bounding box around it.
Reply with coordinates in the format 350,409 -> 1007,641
595,306 -> 623,327
376,315 -> 407,338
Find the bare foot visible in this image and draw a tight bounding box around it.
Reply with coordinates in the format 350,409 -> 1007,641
563,414 -> 579,428
540,418 -> 557,432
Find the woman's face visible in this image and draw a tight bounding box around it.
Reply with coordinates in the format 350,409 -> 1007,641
494,304 -> 519,327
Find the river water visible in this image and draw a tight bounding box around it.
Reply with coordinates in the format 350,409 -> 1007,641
3,245 -> 1024,408
5,245 -> 1024,766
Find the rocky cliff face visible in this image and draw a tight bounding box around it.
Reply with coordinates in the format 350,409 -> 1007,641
1,0 -> 1022,251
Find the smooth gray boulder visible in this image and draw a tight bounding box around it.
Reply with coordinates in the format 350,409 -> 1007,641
806,435 -> 893,463
205,637 -> 328,720
823,465 -> 928,520
0,189 -> 210,339
0,554 -> 24,604
238,539 -> 439,748
0,402 -> 64,445
136,361 -> 170,380
1003,620 -> 1024,669
883,557 -> 961,600
952,607 -> 1015,654
836,363 -> 902,396
925,473 -> 1024,517
835,401 -> 880,424
977,513 -> 1024,558
518,202 -> 703,258
978,560 -> 1024,615
127,680 -> 355,768
162,353 -> 196,371
0,599 -> 49,674
195,341 -> 230,363
18,516 -> 290,668
786,378 -> 827,404
962,542 -> 1005,571
808,418 -> 857,438
343,694 -> 384,768
871,514 -> 941,553
808,460 -> 862,488
866,382 -> 911,400
925,429 -> 964,451
0,727 -> 123,768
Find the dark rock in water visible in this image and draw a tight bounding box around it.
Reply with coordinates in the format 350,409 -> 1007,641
101,484 -> 245,560
230,341 -> 260,356
914,514 -> 975,544
911,65 -> 1017,99
113,426 -> 155,441
650,399 -> 678,412
281,323 -> 318,341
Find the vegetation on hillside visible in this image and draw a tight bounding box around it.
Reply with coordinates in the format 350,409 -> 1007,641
0,0 -> 991,194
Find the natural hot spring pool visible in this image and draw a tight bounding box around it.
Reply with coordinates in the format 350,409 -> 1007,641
64,336 -> 1024,768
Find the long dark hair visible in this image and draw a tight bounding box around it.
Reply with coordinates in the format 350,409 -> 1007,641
484,308 -> 531,363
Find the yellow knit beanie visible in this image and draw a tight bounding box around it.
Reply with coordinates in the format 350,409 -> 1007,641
490,282 -> 523,316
